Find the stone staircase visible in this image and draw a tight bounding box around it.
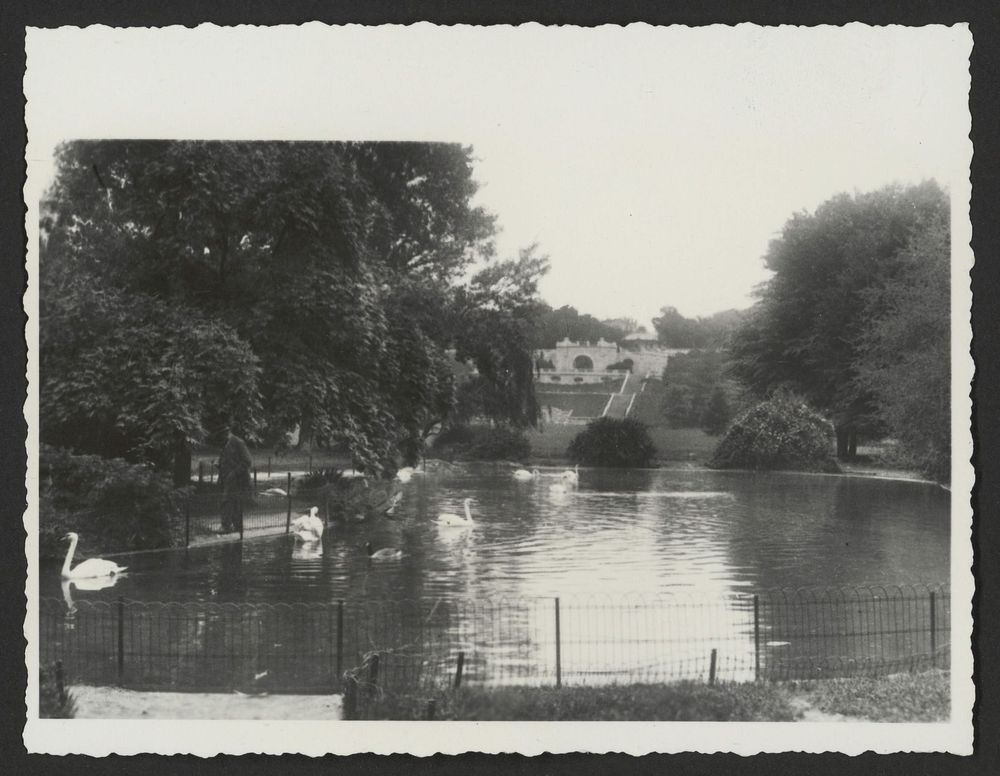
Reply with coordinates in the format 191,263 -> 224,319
602,373 -> 637,418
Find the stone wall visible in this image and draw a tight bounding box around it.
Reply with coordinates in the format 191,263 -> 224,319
539,337 -> 689,378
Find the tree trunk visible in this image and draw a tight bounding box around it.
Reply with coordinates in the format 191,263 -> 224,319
172,431 -> 192,487
848,430 -> 858,459
835,426 -> 850,460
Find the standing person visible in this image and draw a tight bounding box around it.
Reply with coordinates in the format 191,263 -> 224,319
219,426 -> 252,533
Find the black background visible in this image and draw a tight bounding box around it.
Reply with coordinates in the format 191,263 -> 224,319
1,2 -> 997,774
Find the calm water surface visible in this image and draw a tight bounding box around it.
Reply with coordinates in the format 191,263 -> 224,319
43,464 -> 950,606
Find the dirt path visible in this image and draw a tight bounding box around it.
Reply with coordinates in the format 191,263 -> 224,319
70,686 -> 343,720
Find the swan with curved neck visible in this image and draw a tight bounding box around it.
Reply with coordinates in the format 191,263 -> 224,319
437,498 -> 474,527
560,464 -> 580,484
291,507 -> 324,542
512,468 -> 540,481
61,533 -> 127,580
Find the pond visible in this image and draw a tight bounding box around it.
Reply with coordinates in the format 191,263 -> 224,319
40,464 -> 951,690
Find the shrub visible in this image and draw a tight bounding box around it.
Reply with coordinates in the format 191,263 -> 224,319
568,417 -> 656,468
700,386 -> 733,436
39,663 -> 77,719
469,427 -> 531,461
432,425 -> 530,461
40,444 -> 183,556
708,394 -> 839,472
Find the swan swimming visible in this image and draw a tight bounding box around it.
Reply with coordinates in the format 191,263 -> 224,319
290,507 -> 324,542
365,542 -> 403,561
61,532 -> 127,580
512,468 -> 540,481
395,467 -> 414,483
560,464 -> 580,484
437,498 -> 474,527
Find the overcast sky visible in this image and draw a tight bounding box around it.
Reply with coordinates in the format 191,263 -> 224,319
26,24 -> 971,327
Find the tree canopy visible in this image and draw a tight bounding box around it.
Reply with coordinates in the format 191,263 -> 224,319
727,181 -> 949,461
41,140 -> 537,480
532,304 -> 623,349
653,307 -> 744,349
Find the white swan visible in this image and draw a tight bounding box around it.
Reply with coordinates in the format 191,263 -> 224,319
437,498 -> 474,527
61,532 -> 126,580
365,541 -> 403,561
512,468 -> 540,481
395,467 -> 414,483
560,464 -> 580,484
261,487 -> 287,497
290,507 -> 324,542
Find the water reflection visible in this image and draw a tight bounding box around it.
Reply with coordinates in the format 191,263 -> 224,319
40,465 -> 950,606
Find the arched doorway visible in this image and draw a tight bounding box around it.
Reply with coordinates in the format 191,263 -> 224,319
573,355 -> 594,371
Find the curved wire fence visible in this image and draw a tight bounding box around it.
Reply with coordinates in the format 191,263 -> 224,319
39,584 -> 950,697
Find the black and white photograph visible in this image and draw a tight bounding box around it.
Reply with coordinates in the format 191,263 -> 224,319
22,23 -> 974,756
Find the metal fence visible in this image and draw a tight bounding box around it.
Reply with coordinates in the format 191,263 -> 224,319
39,585 -> 949,698
183,481 -> 334,545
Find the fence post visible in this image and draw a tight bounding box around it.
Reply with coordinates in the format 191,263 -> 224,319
555,597 -> 562,689
425,700 -> 436,720
930,590 -> 937,667
369,653 -> 380,688
117,596 -> 125,686
253,467 -> 257,490
753,594 -> 760,682
239,498 -> 244,541
709,648 -> 717,686
267,456 -> 271,478
198,461 -> 204,484
336,600 -> 344,678
286,472 -> 293,534
454,651 -> 465,689
309,453 -> 313,472
184,495 -> 191,549
55,659 -> 66,706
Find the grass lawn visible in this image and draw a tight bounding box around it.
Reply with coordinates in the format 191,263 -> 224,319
350,671 -> 950,722
789,670 -> 950,722
356,681 -> 799,721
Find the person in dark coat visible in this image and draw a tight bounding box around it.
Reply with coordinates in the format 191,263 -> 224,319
219,426 -> 252,532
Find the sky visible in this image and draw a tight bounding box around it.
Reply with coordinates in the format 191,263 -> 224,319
26,25 -> 971,328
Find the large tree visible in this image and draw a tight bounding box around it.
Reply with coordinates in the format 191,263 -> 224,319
855,218 -> 950,479
728,181 -> 949,459
41,140 -> 502,479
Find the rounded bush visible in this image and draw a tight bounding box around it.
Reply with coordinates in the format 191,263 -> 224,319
568,417 -> 656,468
40,444 -> 182,556
708,394 -> 839,472
433,425 -> 530,462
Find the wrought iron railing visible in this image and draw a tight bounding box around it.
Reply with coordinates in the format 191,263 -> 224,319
39,585 -> 950,698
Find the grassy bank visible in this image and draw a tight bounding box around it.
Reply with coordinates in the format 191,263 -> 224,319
350,671 -> 950,722
790,670 -> 950,722
356,681 -> 798,721
527,425 -> 718,464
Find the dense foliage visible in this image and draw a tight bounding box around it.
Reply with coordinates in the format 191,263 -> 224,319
432,425 -> 531,462
568,417 -> 656,468
728,181 -> 949,466
41,140 -> 544,484
854,220 -> 951,481
661,350 -> 745,432
39,444 -> 183,557
707,394 -> 838,472
533,304 -> 623,348
653,307 -> 743,348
